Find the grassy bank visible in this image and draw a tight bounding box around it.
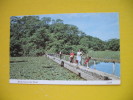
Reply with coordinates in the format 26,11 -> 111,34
87,51 -> 120,60
10,56 -> 84,80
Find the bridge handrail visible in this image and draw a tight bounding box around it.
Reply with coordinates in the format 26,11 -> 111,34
49,53 -> 120,63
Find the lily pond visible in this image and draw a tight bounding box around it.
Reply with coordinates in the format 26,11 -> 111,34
89,62 -> 120,77
10,57 -> 84,80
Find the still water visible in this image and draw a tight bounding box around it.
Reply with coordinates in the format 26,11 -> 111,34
90,62 -> 120,77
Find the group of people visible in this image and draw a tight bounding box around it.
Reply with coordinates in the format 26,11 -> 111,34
59,49 -> 91,66
70,49 -> 82,65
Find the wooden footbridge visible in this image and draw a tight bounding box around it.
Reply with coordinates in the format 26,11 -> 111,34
46,54 -> 120,80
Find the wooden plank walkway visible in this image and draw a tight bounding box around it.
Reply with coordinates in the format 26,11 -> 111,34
46,55 -> 120,80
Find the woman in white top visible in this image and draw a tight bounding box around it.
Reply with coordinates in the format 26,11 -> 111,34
76,49 -> 82,65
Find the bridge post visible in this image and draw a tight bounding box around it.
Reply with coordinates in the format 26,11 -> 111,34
94,60 -> 96,69
112,61 -> 116,75
87,62 -> 89,68
82,58 -> 84,66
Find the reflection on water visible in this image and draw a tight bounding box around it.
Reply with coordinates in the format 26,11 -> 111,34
90,62 -> 120,77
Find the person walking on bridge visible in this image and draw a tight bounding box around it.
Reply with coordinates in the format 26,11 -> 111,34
59,51 -> 62,60
70,50 -> 74,63
76,49 -> 82,65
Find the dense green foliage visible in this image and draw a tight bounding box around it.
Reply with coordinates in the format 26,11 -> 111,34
10,56 -> 84,80
10,16 -> 120,57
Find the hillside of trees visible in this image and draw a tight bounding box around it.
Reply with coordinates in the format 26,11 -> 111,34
10,16 -> 120,57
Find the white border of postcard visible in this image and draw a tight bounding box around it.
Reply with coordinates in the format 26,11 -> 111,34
10,79 -> 120,85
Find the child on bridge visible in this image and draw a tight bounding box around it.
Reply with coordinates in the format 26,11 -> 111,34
84,57 -> 91,68
70,50 -> 74,63
59,51 -> 62,59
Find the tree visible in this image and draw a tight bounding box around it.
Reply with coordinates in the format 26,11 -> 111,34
106,39 -> 120,51
10,15 -> 119,57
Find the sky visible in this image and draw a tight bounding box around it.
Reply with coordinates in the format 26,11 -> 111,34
21,13 -> 120,41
